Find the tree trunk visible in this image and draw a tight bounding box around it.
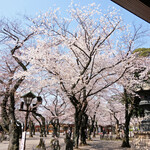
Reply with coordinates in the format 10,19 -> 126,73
121,119 -> 130,148
93,127 -> 96,137
8,123 -> 19,150
91,116 -> 96,138
46,123 -> 49,135
33,123 -> 35,135
1,94 -> 10,133
115,121 -> 120,139
113,112 -> 120,139
32,112 -> 46,137
41,116 -> 46,137
74,111 -> 82,148
51,118 -> 60,138
87,120 -> 92,141
8,93 -> 19,150
80,113 -> 88,145
29,119 -> 33,137
121,88 -> 133,148
80,127 -> 87,145
53,127 -> 57,137
36,138 -> 46,150
69,88 -> 88,148
87,116 -> 95,140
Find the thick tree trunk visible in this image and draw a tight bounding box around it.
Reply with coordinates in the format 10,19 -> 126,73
74,124 -> 80,148
1,94 -> 10,133
80,113 -> 88,145
80,127 -> 87,145
8,93 -> 19,150
74,111 -> 82,148
121,88 -> 133,148
69,88 -> 88,148
121,118 -> 130,148
8,123 -> 19,150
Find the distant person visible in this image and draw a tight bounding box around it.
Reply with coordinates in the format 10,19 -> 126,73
102,128 -> 106,137
67,128 -> 72,139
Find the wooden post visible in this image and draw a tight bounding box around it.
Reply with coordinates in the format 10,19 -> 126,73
20,105 -> 29,150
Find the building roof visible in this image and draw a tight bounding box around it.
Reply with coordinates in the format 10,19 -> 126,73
111,0 -> 150,23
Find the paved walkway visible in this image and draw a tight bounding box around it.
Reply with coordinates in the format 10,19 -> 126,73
0,134 -> 138,150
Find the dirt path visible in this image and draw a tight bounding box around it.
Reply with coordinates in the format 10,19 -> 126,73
0,134 -> 137,150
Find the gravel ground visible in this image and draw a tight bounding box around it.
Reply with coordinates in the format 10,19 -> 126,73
0,134 -> 140,150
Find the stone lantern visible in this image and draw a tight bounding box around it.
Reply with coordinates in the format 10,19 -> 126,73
135,83 -> 150,131
133,83 -> 150,148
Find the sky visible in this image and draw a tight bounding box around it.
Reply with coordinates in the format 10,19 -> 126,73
0,0 -> 149,47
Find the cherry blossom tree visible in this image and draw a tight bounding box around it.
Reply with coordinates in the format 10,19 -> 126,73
86,95 -> 105,141
42,89 -> 67,137
17,3 -> 137,148
0,19 -> 34,150
117,56 -> 150,148
114,24 -> 150,147
106,95 -> 125,139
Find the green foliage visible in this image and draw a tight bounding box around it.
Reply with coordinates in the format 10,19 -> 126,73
133,48 -> 150,79
133,48 -> 150,57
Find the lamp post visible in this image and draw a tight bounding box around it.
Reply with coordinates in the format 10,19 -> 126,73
19,91 -> 36,150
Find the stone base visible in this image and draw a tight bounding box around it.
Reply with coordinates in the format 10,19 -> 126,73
132,131 -> 150,149
140,118 -> 150,131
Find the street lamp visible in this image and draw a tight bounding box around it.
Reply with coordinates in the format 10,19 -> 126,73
20,91 -> 36,150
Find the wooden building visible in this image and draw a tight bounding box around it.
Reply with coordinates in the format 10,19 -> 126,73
111,0 -> 150,23
35,123 -> 74,133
